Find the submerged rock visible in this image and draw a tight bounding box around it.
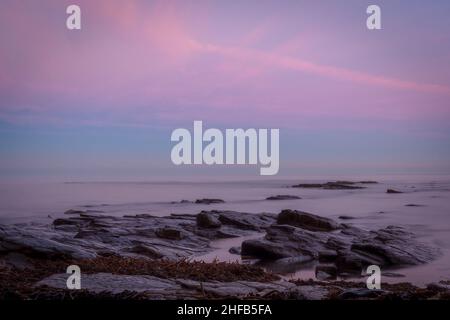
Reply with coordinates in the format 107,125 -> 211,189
386,189 -> 403,194
292,181 -> 366,190
266,195 -> 301,201
195,199 -> 225,204
338,215 -> 356,220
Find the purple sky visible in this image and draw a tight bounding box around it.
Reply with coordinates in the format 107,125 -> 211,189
1,0 -> 450,179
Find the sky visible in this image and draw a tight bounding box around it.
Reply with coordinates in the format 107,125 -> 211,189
1,0 -> 450,180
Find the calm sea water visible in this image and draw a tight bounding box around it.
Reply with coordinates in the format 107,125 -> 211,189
1,175 -> 449,285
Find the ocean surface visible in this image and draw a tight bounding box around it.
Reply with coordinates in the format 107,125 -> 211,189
1,175 -> 449,286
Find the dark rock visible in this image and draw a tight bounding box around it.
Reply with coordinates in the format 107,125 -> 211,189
359,181 -> 378,184
315,265 -> 337,280
229,246 -> 241,255
318,250 -> 338,263
383,272 -> 405,278
405,204 -> 425,207
156,228 -> 184,240
387,189 -> 403,194
322,182 -> 365,190
266,195 -> 301,201
218,211 -> 274,231
196,212 -> 221,229
64,209 -> 85,215
338,215 -> 356,220
241,211 -> 440,276
127,244 -> 163,259
195,199 -> 225,204
1,211 -> 276,262
53,218 -> 79,226
339,288 -> 384,299
171,200 -> 193,204
277,210 -> 340,232
292,182 -> 365,190
242,225 -> 328,259
292,183 -> 324,188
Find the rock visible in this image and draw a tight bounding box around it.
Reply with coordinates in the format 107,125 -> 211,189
405,204 -> 425,207
127,244 -> 163,259
266,195 -> 301,201
322,182 -> 365,190
315,265 -> 337,280
318,250 -> 338,263
195,199 -> 225,204
241,211 -> 440,276
242,225 -> 329,259
64,209 -> 85,215
383,272 -> 405,278
387,189 -> 403,194
277,210 -> 340,232
338,215 -> 356,220
0,225 -> 96,260
0,210 -> 276,262
171,200 -> 193,204
217,211 -> 275,231
292,183 -> 324,188
53,218 -> 79,226
196,212 -> 221,229
36,272 -> 298,299
229,247 -> 241,255
292,182 -> 365,190
156,228 -> 184,240
339,288 -> 384,299
359,181 -> 378,184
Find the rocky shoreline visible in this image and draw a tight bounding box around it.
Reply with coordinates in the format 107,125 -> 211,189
0,206 -> 448,300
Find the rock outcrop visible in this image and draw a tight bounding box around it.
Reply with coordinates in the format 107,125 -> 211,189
266,195 -> 301,201
242,211 -> 440,276
292,181 -> 366,190
0,210 -> 275,261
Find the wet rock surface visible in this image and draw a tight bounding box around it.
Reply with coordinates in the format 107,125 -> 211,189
0,210 -> 275,261
277,209 -> 340,232
242,211 -> 440,276
37,272 -> 299,299
266,195 -> 301,200
292,181 -> 367,190
386,189 -> 403,194
195,198 -> 225,204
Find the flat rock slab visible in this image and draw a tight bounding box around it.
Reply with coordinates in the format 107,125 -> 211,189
37,272 -> 305,299
0,211 -> 276,261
